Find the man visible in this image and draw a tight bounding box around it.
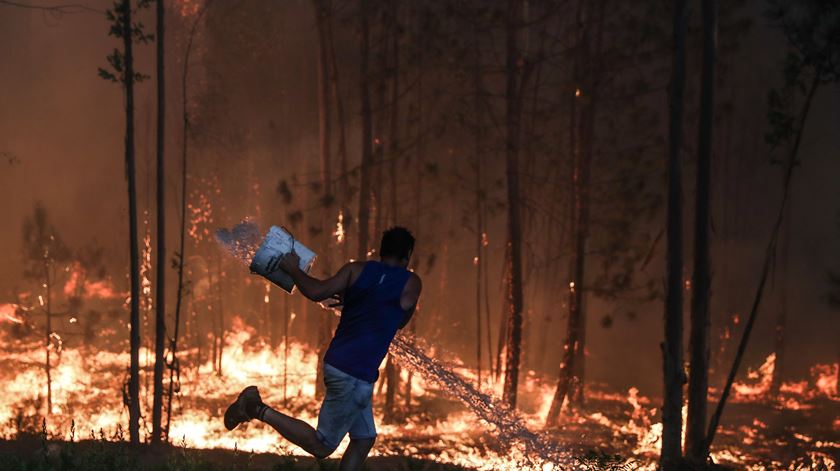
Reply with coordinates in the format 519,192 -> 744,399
224,226 -> 422,470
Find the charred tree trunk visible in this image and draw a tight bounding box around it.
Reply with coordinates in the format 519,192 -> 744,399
215,254 -> 224,375
770,203 -> 791,397
387,1 -> 400,227
43,259 -> 52,416
473,22 -> 484,386
313,0 -> 334,399
685,0 -> 716,462
373,16 -> 386,243
325,1 -> 350,261
357,0 -> 373,261
546,0 -> 604,422
501,0 -> 526,409
661,0 -> 689,467
495,242 -> 510,381
151,0 -> 166,445
547,9 -> 584,422
120,0 -> 142,446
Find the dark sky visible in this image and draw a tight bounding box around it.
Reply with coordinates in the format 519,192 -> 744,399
1,1 -> 838,396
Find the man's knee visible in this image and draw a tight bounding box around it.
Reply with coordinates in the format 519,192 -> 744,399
349,436 -> 376,453
311,440 -> 337,460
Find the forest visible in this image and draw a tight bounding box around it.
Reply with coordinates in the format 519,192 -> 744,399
0,0 -> 839,470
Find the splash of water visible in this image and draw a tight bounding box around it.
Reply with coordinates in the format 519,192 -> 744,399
215,220 -> 263,264
215,223 -> 580,469
390,335 -> 580,470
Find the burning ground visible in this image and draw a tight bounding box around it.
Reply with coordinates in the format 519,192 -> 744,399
1,308 -> 837,470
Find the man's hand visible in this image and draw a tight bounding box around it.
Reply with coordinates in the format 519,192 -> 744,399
269,251 -> 301,274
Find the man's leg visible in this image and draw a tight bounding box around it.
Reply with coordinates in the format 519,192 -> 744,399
259,407 -> 334,459
339,438 -> 375,471
224,386 -> 335,459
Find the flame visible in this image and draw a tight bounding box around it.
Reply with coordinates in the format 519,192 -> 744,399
0,299 -> 836,470
0,304 -> 24,325
334,211 -> 345,244
63,264 -> 125,299
733,353 -> 775,399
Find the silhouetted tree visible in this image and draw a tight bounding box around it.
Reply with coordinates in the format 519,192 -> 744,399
152,0 -> 166,445
357,0 -> 373,260
98,0 -> 152,445
685,0 -> 717,463
22,203 -> 71,417
661,0 -> 688,467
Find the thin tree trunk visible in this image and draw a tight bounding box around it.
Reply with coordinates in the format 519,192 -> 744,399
283,292 -> 290,407
151,0 -> 166,445
495,242 -> 510,381
685,0 -> 716,462
313,0 -> 333,399
357,0 -> 373,261
572,0 -> 605,408
705,73 -> 820,457
770,202 -> 791,397
44,260 -> 52,416
388,0 -> 400,227
546,0 -> 604,422
325,3 -> 349,258
661,0 -> 689,467
502,0 -> 526,409
121,0 -> 142,446
473,21 -> 483,386
216,254 -> 224,375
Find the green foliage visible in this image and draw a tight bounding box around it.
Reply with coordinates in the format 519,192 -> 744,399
98,0 -> 152,85
765,0 -> 840,152
766,0 -> 840,82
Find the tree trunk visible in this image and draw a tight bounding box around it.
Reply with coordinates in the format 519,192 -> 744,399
546,0 -> 604,422
705,74 -> 820,456
165,0 -> 208,441
151,0 -> 166,445
473,21 -> 484,386
495,242 -> 510,381
546,6 -> 584,421
770,202 -> 791,397
357,0 -> 373,261
661,0 -> 689,467
383,355 -> 397,422
120,0 -> 142,446
216,254 -> 224,375
501,0 -> 526,409
283,292 -> 290,407
313,0 -> 333,399
325,1 -> 350,261
44,260 -> 52,416
685,0 -> 716,462
387,0 -> 400,227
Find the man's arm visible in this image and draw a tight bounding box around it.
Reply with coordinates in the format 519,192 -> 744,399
398,273 -> 422,329
273,252 -> 359,302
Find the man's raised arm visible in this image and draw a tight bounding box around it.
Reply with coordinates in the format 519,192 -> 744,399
272,252 -> 357,302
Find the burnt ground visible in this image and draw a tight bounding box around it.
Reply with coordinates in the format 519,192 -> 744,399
0,436 -> 470,471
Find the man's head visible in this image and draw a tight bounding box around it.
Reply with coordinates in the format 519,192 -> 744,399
379,226 -> 415,266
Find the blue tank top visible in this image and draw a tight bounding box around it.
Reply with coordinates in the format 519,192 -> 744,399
323,261 -> 411,383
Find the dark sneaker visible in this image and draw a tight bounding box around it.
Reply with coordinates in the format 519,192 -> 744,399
224,385 -> 262,431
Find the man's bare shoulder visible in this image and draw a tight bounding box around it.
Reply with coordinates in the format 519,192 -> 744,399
404,271 -> 422,295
